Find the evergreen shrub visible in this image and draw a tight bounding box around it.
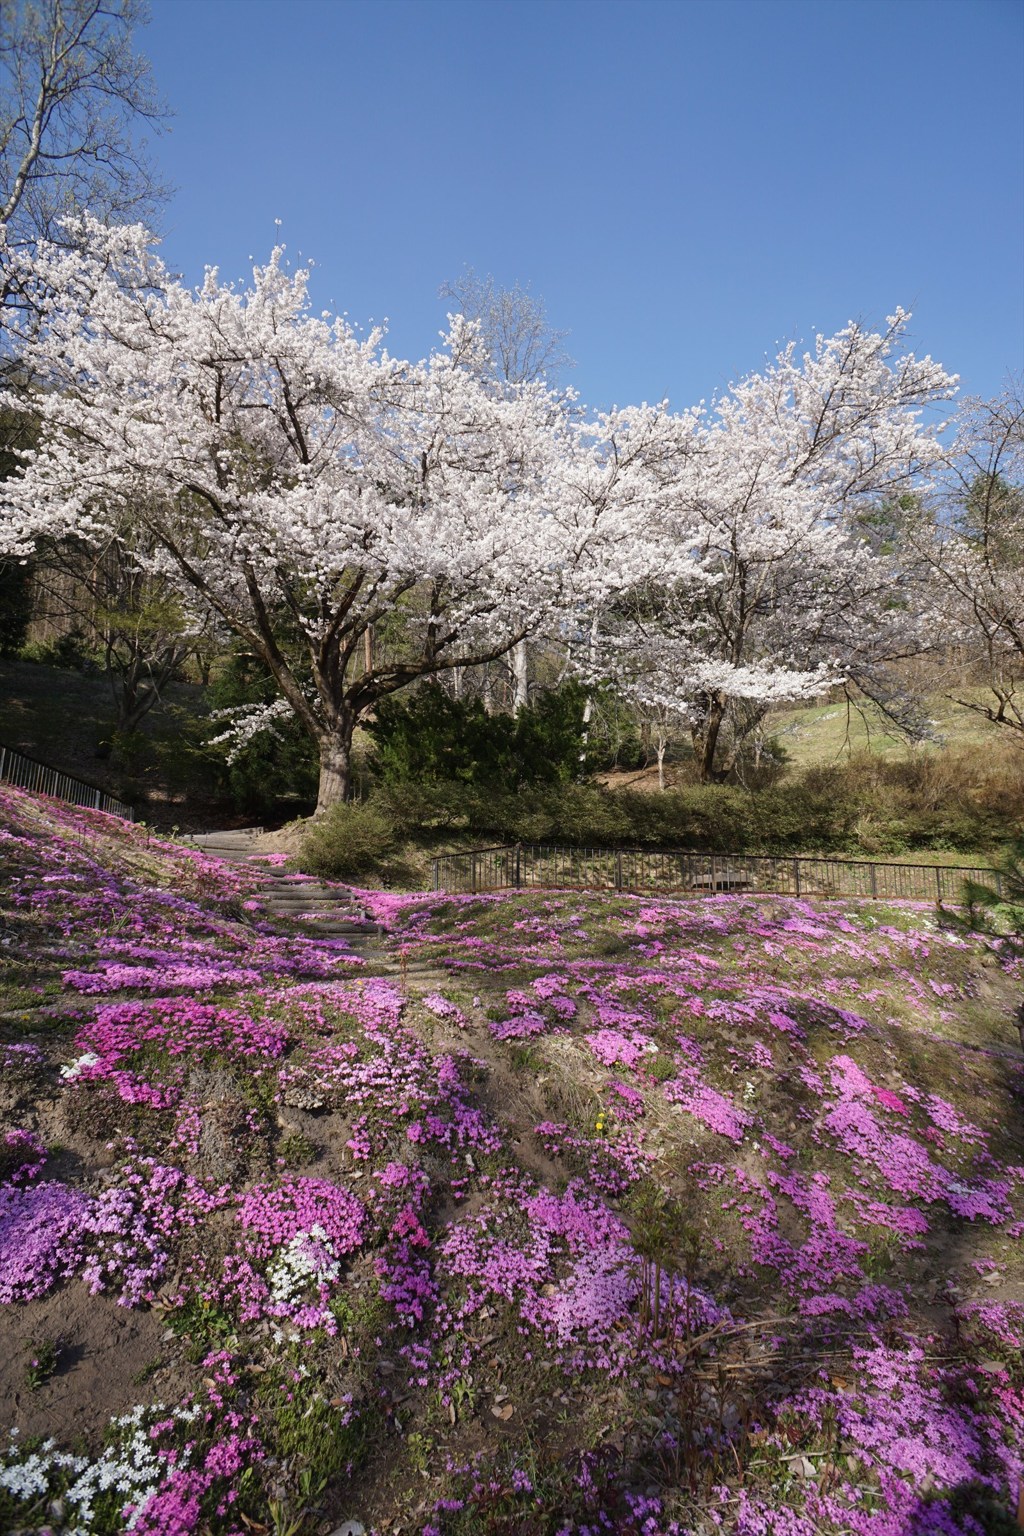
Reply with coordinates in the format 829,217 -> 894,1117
300,801 -> 398,879
367,682 -> 590,791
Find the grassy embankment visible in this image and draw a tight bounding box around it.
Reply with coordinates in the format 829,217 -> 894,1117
1,783 -> 1022,1534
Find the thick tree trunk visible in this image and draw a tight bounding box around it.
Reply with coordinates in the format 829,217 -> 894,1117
691,693 -> 728,783
315,734 -> 353,815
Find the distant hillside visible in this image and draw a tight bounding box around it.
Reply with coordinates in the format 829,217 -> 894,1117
765,688 -> 1005,767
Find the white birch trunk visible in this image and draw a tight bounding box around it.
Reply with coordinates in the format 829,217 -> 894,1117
512,638 -> 529,712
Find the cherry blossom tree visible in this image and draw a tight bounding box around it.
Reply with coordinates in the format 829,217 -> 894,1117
440,268 -> 573,711
0,220 -> 574,810
0,215 -> 962,803
576,314 -> 958,781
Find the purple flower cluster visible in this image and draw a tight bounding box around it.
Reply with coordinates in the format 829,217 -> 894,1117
0,1180 -> 89,1301
82,1159 -> 232,1306
0,1127 -> 47,1185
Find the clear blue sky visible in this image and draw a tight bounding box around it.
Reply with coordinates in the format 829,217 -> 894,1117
143,0 -> 1022,411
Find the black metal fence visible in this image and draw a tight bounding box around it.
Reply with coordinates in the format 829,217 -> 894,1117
0,743 -> 133,821
430,843 -> 1000,904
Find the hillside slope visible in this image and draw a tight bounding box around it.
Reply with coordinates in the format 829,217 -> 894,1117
1,785 -> 1022,1535
766,689 -> 1007,765
0,658 -> 228,827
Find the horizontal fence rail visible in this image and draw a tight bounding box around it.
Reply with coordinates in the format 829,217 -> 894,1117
0,743 -> 133,821
430,843 -> 1000,905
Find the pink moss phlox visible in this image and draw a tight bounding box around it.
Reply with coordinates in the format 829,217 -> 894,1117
871,1085 -> 909,1116
63,960 -> 263,994
607,1080 -> 646,1120
534,1120 -> 650,1195
125,1418 -> 265,1536
824,1055 -> 1010,1222
663,1068 -> 752,1143
83,1160 -> 233,1306
586,1028 -> 653,1071
422,991 -> 468,1027
238,1176 -> 365,1258
368,1159 -> 438,1325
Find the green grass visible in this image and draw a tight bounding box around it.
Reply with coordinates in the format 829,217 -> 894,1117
765,689 -> 1005,767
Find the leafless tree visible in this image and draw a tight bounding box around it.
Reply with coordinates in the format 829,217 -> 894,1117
1,0 -> 167,345
924,384 -> 1024,739
0,2 -> 170,671
439,267 -> 572,389
1,0 -> 166,236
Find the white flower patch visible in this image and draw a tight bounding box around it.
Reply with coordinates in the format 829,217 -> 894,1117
0,1435 -> 88,1501
0,1404 -> 203,1531
267,1223 -> 342,1307
60,1050 -> 100,1080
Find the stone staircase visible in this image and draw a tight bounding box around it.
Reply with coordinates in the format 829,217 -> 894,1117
186,829 -> 383,958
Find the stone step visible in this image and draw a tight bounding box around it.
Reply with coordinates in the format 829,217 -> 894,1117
188,830 -> 264,847
283,909 -> 366,921
299,924 -> 379,938
197,848 -> 264,864
266,904 -> 368,921
266,905 -> 374,923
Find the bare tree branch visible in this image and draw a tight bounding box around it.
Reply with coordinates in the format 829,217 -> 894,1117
0,0 -> 168,241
